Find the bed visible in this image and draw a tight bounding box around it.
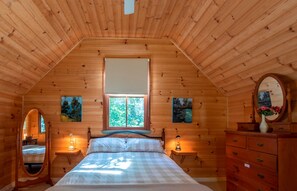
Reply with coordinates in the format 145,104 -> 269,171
22,145 -> 46,173
46,129 -> 212,191
22,145 -> 45,164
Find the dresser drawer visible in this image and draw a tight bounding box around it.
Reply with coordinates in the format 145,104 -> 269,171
227,172 -> 276,191
226,134 -> 246,148
248,150 -> 277,172
248,136 -> 277,155
226,157 -> 277,186
226,146 -> 248,161
248,164 -> 278,186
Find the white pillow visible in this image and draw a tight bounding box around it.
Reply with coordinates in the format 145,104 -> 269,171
126,138 -> 164,153
87,137 -> 126,155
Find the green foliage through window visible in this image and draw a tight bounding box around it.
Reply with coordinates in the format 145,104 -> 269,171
109,96 -> 144,128
40,115 -> 46,133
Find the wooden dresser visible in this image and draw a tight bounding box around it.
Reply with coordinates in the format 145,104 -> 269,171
225,130 -> 297,191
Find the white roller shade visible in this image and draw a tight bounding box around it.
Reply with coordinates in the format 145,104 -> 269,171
104,58 -> 149,94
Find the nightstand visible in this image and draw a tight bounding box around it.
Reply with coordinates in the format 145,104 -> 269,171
170,150 -> 198,163
55,149 -> 81,165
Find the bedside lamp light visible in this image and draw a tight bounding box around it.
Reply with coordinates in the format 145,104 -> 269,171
68,133 -> 76,151
175,135 -> 181,151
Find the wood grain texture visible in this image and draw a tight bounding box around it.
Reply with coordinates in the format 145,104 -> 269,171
24,38 -> 227,179
0,0 -> 297,96
1,0 -> 297,188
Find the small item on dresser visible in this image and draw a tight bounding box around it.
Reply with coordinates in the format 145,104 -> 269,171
259,114 -> 269,133
237,122 -> 259,132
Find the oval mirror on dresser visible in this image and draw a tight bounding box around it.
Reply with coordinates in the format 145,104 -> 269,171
15,108 -> 52,189
254,73 -> 286,122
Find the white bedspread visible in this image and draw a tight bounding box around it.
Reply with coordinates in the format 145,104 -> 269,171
22,145 -> 45,163
46,152 -> 212,191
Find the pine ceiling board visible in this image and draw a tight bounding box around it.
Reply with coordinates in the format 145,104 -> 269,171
102,0 -> 116,36
127,0 -> 139,37
135,0 -> 149,37
66,0 -> 93,36
170,0 -> 205,44
158,0 -> 184,38
181,1 -> 224,55
205,19 -> 297,75
0,32 -> 50,74
185,0 -> 243,55
111,0 -> 122,37
55,0 -> 84,39
151,0 -> 172,38
0,2 -> 63,61
235,5 -> 297,53
142,0 -> 160,37
77,0 -> 97,36
172,0 -> 209,42
0,19 -> 53,65
20,0 -> 71,52
93,0 -> 109,36
175,0 -> 211,46
10,0 -> 68,56
196,0 -> 297,69
190,0 -> 262,64
0,14 -> 60,63
42,0 -> 81,41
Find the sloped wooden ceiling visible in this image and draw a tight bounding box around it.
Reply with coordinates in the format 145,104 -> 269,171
1,0 -> 297,96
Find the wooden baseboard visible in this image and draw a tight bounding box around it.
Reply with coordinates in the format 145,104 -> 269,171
194,177 -> 226,182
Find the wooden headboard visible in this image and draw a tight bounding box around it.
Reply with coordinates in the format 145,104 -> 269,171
87,128 -> 166,149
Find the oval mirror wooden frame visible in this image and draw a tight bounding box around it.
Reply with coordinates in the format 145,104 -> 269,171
16,107 -> 52,188
254,73 -> 286,122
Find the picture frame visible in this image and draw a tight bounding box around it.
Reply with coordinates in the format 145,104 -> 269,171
60,96 -> 82,122
258,91 -> 272,108
172,97 -> 192,123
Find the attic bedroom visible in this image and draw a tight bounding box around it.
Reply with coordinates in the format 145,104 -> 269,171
0,0 -> 297,191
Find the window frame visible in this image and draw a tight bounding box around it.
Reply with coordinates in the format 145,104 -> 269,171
103,58 -> 150,131
39,113 -> 46,134
105,94 -> 149,130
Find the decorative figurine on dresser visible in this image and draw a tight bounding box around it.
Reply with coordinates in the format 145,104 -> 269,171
226,73 -> 297,191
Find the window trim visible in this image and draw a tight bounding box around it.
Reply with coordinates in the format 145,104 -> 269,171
103,57 -> 150,130
39,113 -> 46,134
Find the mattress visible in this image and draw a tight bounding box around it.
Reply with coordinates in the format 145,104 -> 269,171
22,145 -> 45,164
46,152 -> 212,191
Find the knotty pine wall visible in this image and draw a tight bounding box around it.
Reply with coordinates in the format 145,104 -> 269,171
0,93 -> 21,189
24,38 -> 227,179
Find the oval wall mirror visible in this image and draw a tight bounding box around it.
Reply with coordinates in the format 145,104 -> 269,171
21,109 -> 47,175
254,74 -> 286,122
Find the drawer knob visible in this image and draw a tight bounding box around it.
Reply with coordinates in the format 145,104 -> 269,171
257,143 -> 264,147
232,139 -> 238,143
257,173 -> 265,179
256,158 -> 264,163
232,152 -> 238,156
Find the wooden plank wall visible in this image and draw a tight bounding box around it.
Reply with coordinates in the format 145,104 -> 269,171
24,38 -> 227,179
0,92 -> 21,189
228,79 -> 297,130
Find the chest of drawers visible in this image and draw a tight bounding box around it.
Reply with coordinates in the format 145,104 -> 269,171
225,131 -> 297,191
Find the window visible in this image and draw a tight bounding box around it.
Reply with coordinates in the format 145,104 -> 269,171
39,114 -> 46,133
104,58 -> 150,130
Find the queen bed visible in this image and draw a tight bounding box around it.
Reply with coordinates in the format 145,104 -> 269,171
46,129 -> 212,191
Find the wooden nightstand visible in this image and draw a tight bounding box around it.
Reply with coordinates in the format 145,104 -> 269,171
55,149 -> 81,165
170,150 -> 198,163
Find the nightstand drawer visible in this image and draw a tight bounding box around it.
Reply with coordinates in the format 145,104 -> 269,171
226,134 -> 246,148
248,136 -> 277,155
